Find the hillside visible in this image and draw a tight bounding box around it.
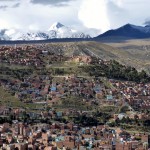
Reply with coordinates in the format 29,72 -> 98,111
1,41 -> 149,73
104,38 -> 150,73
95,24 -> 150,39
43,41 -> 150,73
42,41 -> 129,60
0,41 -> 150,133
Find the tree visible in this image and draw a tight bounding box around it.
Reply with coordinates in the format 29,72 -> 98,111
119,106 -> 129,113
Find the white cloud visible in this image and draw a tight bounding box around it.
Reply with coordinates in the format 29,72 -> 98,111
0,19 -> 10,29
0,0 -> 79,31
5,29 -> 16,36
110,0 -> 124,7
0,0 -> 150,37
78,0 -> 110,33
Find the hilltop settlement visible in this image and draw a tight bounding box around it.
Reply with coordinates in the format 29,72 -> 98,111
0,43 -> 150,150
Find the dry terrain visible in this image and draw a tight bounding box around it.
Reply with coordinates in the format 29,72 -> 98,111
102,38 -> 150,73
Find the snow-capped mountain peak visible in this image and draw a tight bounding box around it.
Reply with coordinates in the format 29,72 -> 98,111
47,22 -> 90,39
0,22 -> 91,41
48,22 -> 64,31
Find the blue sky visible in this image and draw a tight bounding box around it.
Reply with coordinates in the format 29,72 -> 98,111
0,0 -> 150,36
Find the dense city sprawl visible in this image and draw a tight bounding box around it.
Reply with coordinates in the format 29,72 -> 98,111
0,44 -> 149,150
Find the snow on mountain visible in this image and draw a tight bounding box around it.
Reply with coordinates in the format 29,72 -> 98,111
48,22 -> 64,31
0,22 -> 90,41
47,22 -> 90,39
9,32 -> 49,41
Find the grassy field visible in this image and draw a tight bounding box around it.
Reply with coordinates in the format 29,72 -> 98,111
53,96 -> 95,111
0,86 -> 44,110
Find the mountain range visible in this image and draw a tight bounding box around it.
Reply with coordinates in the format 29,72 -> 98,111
1,23 -> 150,41
0,22 -> 90,41
95,24 -> 150,39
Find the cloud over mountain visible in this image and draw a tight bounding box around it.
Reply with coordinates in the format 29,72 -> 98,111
0,0 -> 150,37
30,0 -> 74,6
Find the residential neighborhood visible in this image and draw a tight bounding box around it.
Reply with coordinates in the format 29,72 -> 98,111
0,120 -> 149,150
0,44 -> 149,150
